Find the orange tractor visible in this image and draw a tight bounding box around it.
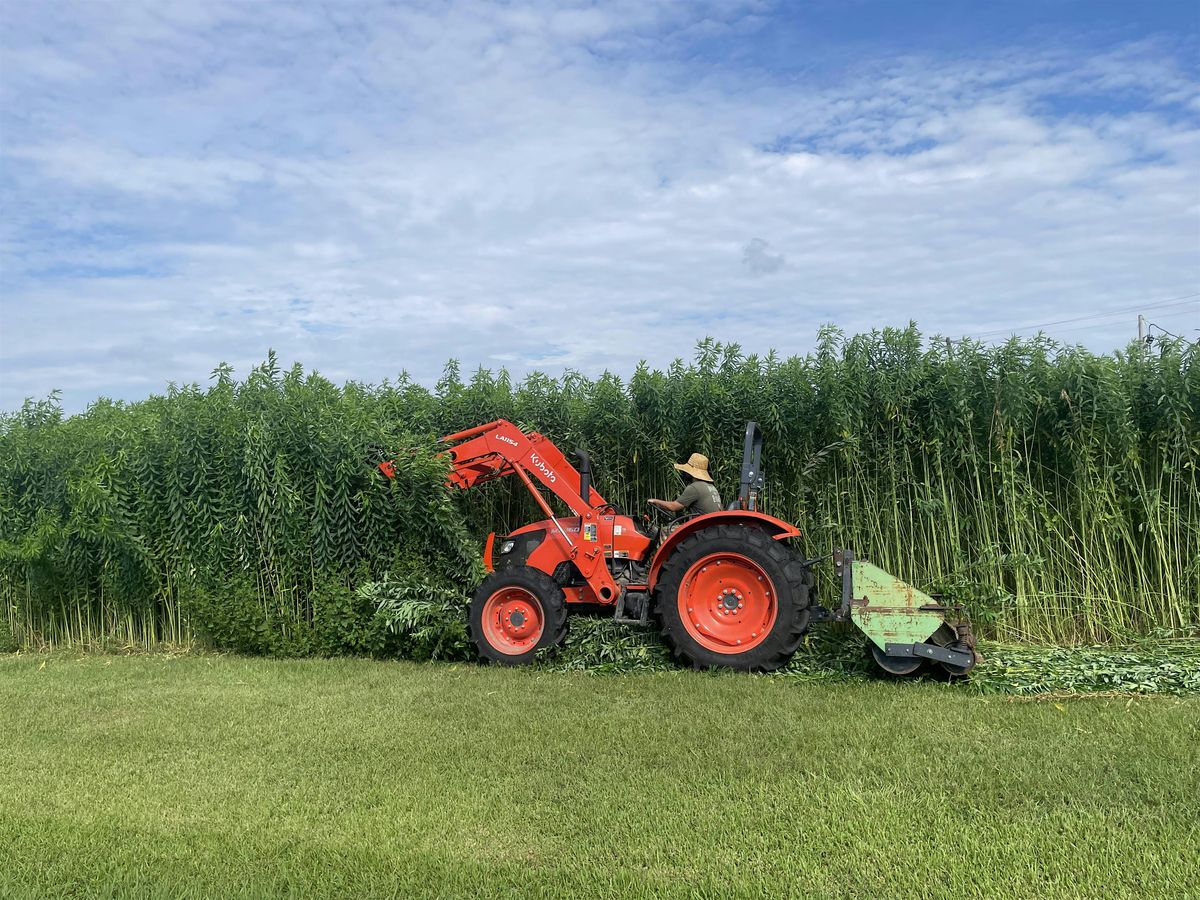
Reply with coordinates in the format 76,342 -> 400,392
379,419 -> 978,675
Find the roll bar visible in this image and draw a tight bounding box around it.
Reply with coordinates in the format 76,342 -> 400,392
737,421 -> 765,511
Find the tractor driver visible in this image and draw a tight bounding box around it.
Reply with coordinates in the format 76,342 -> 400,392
648,452 -> 722,519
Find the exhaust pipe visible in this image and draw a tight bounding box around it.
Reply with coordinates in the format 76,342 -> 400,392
574,448 -> 592,503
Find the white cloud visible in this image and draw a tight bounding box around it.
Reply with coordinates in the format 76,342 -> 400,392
0,1 -> 1197,411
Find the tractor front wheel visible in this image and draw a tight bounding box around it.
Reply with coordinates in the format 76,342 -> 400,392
469,567 -> 568,665
655,525 -> 811,672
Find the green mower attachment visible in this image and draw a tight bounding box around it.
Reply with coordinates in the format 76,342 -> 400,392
817,549 -> 979,677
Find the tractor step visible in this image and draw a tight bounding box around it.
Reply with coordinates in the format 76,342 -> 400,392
613,589 -> 651,627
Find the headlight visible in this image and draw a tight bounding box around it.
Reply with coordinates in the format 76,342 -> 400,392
499,540 -> 516,554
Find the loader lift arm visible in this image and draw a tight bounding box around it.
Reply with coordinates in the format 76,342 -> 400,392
439,420 -> 606,509
383,419 -> 622,603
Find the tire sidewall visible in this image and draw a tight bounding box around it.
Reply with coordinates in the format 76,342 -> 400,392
655,526 -> 805,671
469,567 -> 567,665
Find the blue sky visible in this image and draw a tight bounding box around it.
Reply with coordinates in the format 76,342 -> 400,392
1,0 -> 1198,412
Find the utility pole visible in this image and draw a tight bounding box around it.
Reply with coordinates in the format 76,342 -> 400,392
1138,314 -> 1145,343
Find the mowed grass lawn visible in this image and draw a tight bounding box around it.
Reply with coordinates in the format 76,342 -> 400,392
1,655 -> 1197,899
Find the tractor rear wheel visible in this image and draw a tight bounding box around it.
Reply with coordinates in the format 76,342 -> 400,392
654,524 -> 811,672
469,567 -> 568,665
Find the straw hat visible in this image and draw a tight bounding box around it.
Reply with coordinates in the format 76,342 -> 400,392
673,452 -> 713,483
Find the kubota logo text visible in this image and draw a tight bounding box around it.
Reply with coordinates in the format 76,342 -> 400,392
530,453 -> 557,483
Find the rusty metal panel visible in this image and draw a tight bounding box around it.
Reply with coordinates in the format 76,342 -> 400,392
849,561 -> 945,650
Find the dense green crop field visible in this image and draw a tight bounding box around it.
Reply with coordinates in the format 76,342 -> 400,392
3,330 -> 1197,655
2,653 -> 1196,899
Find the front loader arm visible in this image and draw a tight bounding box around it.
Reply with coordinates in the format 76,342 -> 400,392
379,419 -> 621,603
439,420 -> 606,511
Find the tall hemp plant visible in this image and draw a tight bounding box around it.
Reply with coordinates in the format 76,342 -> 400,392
1,329 -> 1195,651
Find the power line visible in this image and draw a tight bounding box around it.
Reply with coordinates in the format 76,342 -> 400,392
1048,315 -> 1195,337
1148,322 -> 1193,342
971,292 -> 1199,337
968,291 -> 1200,339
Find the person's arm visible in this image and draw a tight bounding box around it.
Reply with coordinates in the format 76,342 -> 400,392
651,482 -> 700,514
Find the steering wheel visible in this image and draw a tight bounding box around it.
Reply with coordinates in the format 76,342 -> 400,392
644,503 -> 688,537
641,503 -> 665,536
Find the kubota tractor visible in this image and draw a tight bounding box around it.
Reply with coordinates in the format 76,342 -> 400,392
379,419 -> 978,675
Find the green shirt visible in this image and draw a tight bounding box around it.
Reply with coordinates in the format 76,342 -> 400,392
676,480 -> 722,516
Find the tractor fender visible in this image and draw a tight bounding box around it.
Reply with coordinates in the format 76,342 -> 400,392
646,511 -> 802,590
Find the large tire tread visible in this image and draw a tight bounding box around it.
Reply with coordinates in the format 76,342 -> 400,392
469,567 -> 568,666
653,524 -> 811,672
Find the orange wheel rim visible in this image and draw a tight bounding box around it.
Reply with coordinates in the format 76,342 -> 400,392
677,552 -> 777,653
481,587 -> 545,654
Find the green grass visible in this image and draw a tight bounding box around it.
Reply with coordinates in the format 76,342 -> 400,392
1,654 -> 1197,899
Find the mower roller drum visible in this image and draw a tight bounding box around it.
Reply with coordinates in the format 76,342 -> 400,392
868,642 -> 924,676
